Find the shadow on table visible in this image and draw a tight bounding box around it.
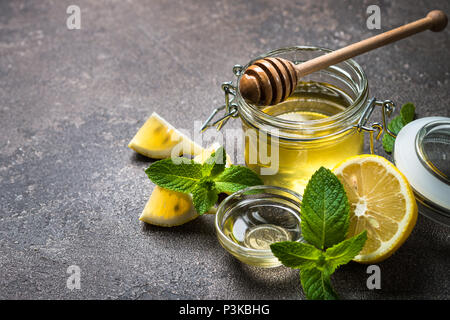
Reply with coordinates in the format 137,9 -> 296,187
226,258 -> 302,299
338,215 -> 449,299
129,152 -> 155,165
140,213 -> 216,237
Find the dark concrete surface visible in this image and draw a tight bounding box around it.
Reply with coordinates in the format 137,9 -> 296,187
0,0 -> 449,300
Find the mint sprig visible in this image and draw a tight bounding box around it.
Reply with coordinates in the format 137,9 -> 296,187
382,102 -> 415,153
270,167 -> 367,300
145,147 -> 263,214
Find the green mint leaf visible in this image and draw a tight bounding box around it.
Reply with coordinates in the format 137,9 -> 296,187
145,158 -> 202,193
382,133 -> 395,153
197,177 -> 216,191
201,146 -> 226,178
382,116 -> 403,153
400,102 -> 415,125
324,231 -> 367,274
270,241 -> 323,270
389,114 -> 405,133
300,267 -> 338,300
301,167 -> 349,250
192,185 -> 218,215
382,103 -> 416,153
213,165 -> 263,194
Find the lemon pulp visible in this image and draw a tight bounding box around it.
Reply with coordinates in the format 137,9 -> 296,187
333,155 -> 418,263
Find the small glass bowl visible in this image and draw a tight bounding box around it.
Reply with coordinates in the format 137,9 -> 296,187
215,185 -> 303,268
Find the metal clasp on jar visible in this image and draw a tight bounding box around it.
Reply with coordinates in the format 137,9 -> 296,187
201,64 -> 397,154
354,98 -> 397,154
200,65 -> 243,132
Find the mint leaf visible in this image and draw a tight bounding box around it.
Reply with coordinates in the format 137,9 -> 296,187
214,165 -> 263,194
382,116 -> 403,153
201,146 -> 226,178
324,231 -> 367,274
192,186 -> 218,215
270,241 -> 323,270
400,102 -> 415,124
382,132 -> 395,153
300,267 -> 338,300
382,103 -> 415,153
389,114 -> 405,133
197,176 -> 216,191
145,158 -> 202,193
145,147 -> 264,215
300,167 -> 349,250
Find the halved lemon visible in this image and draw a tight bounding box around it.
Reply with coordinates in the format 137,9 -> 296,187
139,143 -> 231,227
128,112 -> 203,159
333,155 -> 418,263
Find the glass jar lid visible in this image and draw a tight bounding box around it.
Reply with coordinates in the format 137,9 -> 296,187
394,117 -> 450,226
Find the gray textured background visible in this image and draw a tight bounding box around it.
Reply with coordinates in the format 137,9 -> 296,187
0,0 -> 449,299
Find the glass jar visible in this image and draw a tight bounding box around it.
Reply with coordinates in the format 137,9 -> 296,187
202,46 -> 394,194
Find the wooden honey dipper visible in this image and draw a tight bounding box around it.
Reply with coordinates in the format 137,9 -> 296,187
239,10 -> 447,106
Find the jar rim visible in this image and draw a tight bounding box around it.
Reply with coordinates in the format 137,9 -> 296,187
236,46 -> 369,135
